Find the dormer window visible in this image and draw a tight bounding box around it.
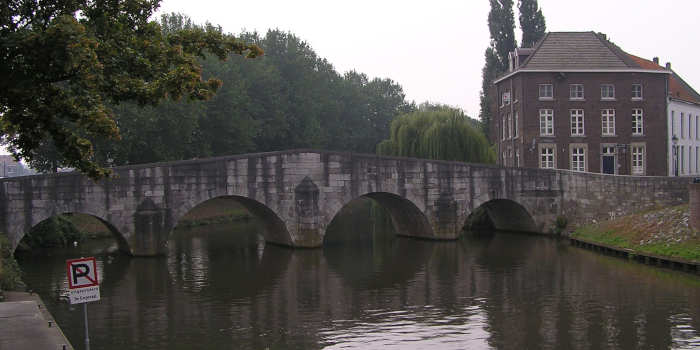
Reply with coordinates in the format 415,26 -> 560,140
539,84 -> 553,100
601,84 -> 615,100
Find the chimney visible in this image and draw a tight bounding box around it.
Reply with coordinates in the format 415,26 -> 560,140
666,62 -> 672,70
653,57 -> 659,65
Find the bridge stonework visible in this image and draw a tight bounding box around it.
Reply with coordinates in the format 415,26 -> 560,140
0,150 -> 691,256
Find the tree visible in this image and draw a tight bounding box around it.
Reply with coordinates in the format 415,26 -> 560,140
488,0 -> 518,72
0,2 -> 261,178
480,0 -> 517,142
376,105 -> 495,164
519,0 -> 546,48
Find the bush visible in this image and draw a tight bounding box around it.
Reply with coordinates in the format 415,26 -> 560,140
554,215 -> 568,235
0,233 -> 23,291
21,215 -> 86,249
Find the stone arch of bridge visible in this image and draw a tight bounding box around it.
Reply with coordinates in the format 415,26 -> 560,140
171,195 -> 293,247
14,211 -> 129,254
323,192 -> 435,242
464,198 -> 537,233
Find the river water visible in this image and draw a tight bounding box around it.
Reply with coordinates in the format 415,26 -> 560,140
16,219 -> 700,350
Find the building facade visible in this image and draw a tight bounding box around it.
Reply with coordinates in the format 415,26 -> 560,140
491,31 -> 699,176
0,155 -> 33,178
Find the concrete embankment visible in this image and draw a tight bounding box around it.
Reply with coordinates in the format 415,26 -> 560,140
0,291 -> 73,349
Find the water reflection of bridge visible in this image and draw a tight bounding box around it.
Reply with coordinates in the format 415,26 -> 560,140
1,150 -> 690,255
73,231 -> 700,349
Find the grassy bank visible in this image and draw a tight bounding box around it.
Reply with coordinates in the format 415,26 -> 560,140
572,204 -> 700,262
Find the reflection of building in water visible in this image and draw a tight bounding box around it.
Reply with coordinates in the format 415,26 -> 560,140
0,155 -> 34,177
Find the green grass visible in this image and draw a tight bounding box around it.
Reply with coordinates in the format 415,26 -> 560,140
572,204 -> 700,262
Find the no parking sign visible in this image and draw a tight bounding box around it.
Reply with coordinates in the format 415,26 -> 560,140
66,257 -> 100,304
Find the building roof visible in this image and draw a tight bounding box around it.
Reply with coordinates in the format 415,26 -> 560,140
494,31 -> 670,83
627,54 -> 700,105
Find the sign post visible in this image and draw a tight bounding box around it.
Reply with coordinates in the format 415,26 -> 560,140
66,257 -> 100,350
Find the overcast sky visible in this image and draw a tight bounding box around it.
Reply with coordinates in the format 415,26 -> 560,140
155,0 -> 700,118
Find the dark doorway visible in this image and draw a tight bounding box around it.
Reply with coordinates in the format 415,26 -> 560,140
602,155 -> 615,174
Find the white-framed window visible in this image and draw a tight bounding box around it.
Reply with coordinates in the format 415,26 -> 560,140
514,111 -> 519,138
502,91 -> 511,106
570,109 -> 585,136
631,145 -> 645,175
632,109 -> 643,135
632,84 -> 643,100
681,146 -> 685,174
672,110 -> 676,135
539,84 -> 554,100
507,114 -> 512,139
539,109 -> 554,136
502,152 -> 506,165
601,84 -> 615,100
681,112 -> 685,138
540,145 -> 555,169
696,146 -> 699,173
601,109 -> 616,136
571,147 -> 586,172
689,114 -> 692,139
516,150 -> 520,167
502,115 -> 506,140
696,115 -> 699,140
570,84 -> 584,100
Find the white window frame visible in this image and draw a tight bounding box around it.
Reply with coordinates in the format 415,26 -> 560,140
516,150 -> 520,167
681,112 -> 685,139
502,115 -> 506,141
502,91 -> 511,106
632,109 -> 643,135
569,84 -> 584,100
507,113 -> 512,139
539,109 -> 554,136
696,115 -> 699,140
539,84 -> 554,100
631,144 -> 645,175
514,111 -> 519,138
632,84 -> 643,100
601,109 -> 616,136
540,145 -> 555,169
601,84 -> 615,100
570,109 -> 585,136
571,147 -> 586,172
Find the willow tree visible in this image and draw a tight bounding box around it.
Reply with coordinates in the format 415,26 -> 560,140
377,106 -> 495,164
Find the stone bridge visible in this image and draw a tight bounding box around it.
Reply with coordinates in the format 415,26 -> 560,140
0,150 -> 691,256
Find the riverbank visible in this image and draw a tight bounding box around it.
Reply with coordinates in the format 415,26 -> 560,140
571,204 -> 700,263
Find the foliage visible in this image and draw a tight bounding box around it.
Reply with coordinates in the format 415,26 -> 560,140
480,0 -> 517,141
487,0 -> 518,73
376,105 -> 495,163
0,233 -> 22,291
90,22 -> 414,165
20,215 -> 86,249
554,215 -> 568,234
0,4 -> 261,179
518,0 -> 547,48
479,47 -> 500,141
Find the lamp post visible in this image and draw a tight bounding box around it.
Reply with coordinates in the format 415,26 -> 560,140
672,135 -> 679,176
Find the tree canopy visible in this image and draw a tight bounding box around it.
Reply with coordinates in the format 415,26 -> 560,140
519,0 -> 546,48
83,21 -> 415,167
0,1 -> 261,178
376,104 -> 495,164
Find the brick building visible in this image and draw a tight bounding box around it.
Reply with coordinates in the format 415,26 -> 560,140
491,31 -> 700,176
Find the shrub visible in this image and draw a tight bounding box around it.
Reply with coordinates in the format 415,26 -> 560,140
0,233 -> 23,291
